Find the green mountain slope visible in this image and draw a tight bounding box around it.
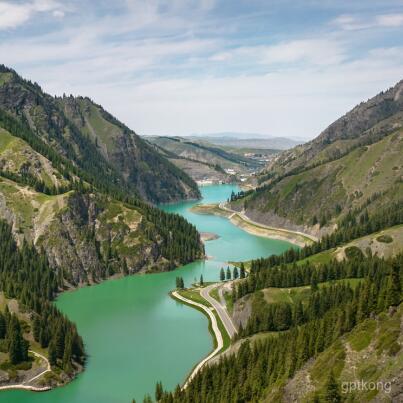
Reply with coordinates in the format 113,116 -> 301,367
232,80 -> 403,238
145,135 -> 262,182
265,304 -> 403,402
0,65 -> 199,204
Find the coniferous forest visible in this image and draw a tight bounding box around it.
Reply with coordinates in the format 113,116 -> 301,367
157,253 -> 402,402
0,220 -> 85,371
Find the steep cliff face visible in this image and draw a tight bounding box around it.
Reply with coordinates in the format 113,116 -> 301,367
36,191 -> 172,286
0,176 -> 186,286
0,65 -> 200,204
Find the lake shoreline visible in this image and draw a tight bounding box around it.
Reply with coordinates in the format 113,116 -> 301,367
190,203 -> 316,247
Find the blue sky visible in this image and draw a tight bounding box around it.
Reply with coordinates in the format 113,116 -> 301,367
1,0 -> 403,139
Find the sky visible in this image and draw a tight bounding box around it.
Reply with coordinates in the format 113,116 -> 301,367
0,0 -> 403,140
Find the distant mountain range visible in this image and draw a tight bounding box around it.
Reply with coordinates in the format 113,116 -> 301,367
144,135 -> 268,182
146,132 -> 302,150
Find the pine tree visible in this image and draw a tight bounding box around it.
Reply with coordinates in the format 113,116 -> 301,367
48,340 -> 57,366
122,258 -> 128,275
240,263 -> 246,279
63,333 -> 73,372
226,267 -> 231,280
324,370 -> 341,402
200,275 -> 204,286
387,261 -> 401,307
0,313 -> 6,339
155,381 -> 163,401
8,316 -> 28,364
294,301 -> 304,325
175,277 -> 185,289
220,268 -> 225,281
32,315 -> 41,342
310,272 -> 318,291
233,266 -> 239,279
55,324 -> 65,359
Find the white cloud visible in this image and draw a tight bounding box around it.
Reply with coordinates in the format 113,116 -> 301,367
331,15 -> 371,31
208,39 -> 346,68
376,13 -> 403,27
0,0 -> 65,30
0,2 -> 32,29
20,44 -> 400,140
260,39 -> 346,66
332,12 -> 403,31
1,1 -> 402,140
52,10 -> 65,18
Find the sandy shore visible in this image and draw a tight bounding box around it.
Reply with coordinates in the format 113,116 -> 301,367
190,203 -> 316,247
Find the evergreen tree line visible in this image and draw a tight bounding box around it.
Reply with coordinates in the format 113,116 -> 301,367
244,200 -> 403,274
236,254 -> 382,299
0,308 -> 29,364
156,253 -> 402,402
175,277 -> 185,289
142,209 -> 204,268
241,281 -> 364,337
0,220 -> 85,370
0,169 -> 70,196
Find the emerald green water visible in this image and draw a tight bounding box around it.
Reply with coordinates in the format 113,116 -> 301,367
2,185 -> 295,403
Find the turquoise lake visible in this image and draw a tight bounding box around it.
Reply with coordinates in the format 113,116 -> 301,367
2,184 -> 295,403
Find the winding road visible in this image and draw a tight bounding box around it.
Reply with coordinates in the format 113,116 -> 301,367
200,283 -> 238,338
172,291 -> 223,388
218,202 -> 318,244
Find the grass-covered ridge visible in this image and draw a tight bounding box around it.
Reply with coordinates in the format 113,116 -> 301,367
0,65 -> 200,204
230,80 -> 403,236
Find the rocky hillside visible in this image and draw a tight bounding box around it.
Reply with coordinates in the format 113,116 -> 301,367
266,303 -> 403,402
233,80 -> 403,237
0,66 -> 204,286
0,65 -> 199,204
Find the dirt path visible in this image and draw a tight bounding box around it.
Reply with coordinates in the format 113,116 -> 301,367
0,350 -> 51,392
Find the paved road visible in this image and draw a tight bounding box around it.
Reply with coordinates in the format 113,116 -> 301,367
218,202 -> 318,243
200,283 -> 238,338
172,291 -> 223,388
